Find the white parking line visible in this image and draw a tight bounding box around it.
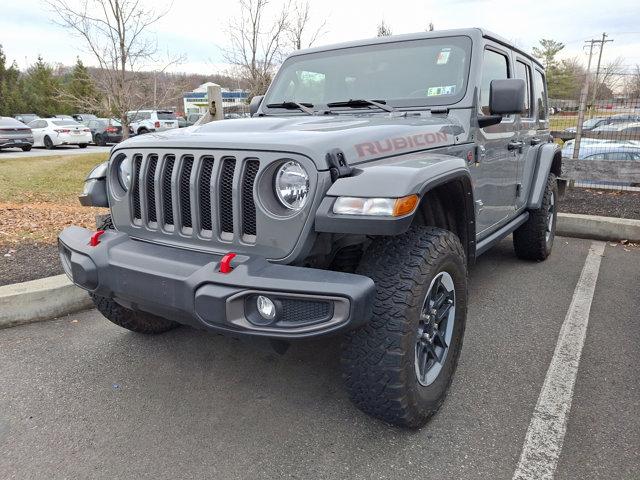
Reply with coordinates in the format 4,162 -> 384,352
513,241 -> 606,480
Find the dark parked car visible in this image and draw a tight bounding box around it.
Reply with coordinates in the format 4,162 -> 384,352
13,113 -> 39,125
0,117 -> 34,151
88,118 -> 130,146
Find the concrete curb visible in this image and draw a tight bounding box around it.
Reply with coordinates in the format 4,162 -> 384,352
0,213 -> 637,330
0,274 -> 92,329
557,213 -> 640,243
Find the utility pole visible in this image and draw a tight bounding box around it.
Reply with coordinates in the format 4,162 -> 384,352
589,33 -> 613,117
573,40 -> 596,160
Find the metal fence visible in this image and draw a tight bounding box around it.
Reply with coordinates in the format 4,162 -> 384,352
549,97 -> 640,190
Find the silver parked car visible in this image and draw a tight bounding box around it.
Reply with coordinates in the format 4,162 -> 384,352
0,117 -> 34,151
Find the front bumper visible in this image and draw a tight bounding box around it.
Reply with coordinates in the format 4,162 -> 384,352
58,227 -> 375,339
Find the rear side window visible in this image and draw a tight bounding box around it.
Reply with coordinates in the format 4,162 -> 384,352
515,60 -> 532,118
479,49 -> 509,115
157,112 -> 177,120
533,70 -> 547,120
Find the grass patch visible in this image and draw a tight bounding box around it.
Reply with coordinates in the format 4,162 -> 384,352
0,152 -> 108,205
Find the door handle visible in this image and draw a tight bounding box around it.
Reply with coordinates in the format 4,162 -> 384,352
530,137 -> 542,145
507,140 -> 524,151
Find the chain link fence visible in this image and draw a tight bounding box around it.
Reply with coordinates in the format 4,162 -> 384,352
549,98 -> 640,190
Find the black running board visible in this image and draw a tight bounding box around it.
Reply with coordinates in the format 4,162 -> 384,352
475,212 -> 530,256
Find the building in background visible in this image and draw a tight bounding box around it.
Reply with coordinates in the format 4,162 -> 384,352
183,82 -> 249,117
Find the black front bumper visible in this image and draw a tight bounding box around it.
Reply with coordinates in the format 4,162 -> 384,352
58,227 -> 375,339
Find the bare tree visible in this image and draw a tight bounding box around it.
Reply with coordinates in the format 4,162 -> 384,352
624,65 -> 640,97
224,0 -> 290,98
46,0 -> 184,138
376,20 -> 392,37
592,57 -> 624,100
287,1 -> 326,50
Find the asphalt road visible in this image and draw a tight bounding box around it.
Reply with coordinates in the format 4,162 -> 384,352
1,237 -> 638,480
0,145 -> 111,159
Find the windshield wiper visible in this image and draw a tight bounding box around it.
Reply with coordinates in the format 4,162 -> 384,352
326,99 -> 396,112
265,101 -> 315,115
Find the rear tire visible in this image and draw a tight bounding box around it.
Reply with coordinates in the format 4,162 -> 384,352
44,136 -> 54,149
21,146 -> 32,152
342,226 -> 468,428
79,143 -> 88,148
90,294 -> 179,334
138,128 -> 149,135
513,173 -> 558,261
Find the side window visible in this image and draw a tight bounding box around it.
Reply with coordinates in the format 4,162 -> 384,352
586,153 -> 606,160
533,70 -> 548,120
479,49 -> 509,116
515,60 -> 532,118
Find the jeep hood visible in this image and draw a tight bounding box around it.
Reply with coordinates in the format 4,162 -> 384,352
114,113 -> 468,169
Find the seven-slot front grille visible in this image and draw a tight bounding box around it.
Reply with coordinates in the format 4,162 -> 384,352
130,153 -> 259,240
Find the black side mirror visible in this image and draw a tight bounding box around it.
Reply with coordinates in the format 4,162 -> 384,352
489,79 -> 525,115
477,78 -> 526,128
249,95 -> 264,116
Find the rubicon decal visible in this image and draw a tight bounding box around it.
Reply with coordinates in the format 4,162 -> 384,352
355,131 -> 450,158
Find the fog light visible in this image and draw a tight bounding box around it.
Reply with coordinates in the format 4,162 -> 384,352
257,295 -> 276,320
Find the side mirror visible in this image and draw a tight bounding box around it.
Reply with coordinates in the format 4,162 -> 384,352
249,95 -> 264,116
489,78 -> 525,115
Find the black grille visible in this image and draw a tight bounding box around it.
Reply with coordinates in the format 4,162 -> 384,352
199,157 -> 214,231
242,160 -> 259,236
179,156 -> 194,228
132,154 -> 142,220
219,158 -> 236,234
162,155 -> 176,226
280,299 -> 332,324
146,155 -> 158,223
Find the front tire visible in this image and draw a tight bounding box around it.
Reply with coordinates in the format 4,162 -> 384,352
513,173 -> 558,261
44,136 -> 54,149
90,294 -> 179,334
342,226 -> 468,428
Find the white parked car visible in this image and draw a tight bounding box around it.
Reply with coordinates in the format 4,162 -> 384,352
27,118 -> 93,149
126,110 -> 179,135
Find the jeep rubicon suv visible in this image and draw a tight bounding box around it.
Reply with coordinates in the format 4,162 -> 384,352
59,28 -> 562,428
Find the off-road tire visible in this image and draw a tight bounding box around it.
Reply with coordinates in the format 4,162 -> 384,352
21,145 -> 32,152
89,213 -> 178,334
44,136 -> 54,149
90,294 -> 179,334
513,173 -> 558,261
342,226 -> 468,428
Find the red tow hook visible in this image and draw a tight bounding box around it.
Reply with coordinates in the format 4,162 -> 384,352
89,230 -> 106,247
219,252 -> 237,273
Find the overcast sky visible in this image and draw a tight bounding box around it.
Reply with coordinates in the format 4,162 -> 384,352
2,0 -> 639,76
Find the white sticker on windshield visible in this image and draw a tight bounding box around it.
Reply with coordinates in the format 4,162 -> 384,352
427,85 -> 456,96
436,48 -> 451,65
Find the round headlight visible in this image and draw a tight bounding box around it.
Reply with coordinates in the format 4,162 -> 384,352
274,160 -> 309,211
117,157 -> 132,191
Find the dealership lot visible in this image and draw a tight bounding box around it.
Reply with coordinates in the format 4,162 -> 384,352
0,237 -> 638,480
0,145 -> 111,160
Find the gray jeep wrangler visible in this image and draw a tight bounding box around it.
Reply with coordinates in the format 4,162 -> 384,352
59,28 -> 562,428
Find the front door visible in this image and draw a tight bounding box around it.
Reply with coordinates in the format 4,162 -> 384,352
472,47 -> 519,235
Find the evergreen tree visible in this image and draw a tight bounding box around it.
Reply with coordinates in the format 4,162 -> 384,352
0,45 -> 26,116
65,57 -> 100,112
23,55 -> 62,116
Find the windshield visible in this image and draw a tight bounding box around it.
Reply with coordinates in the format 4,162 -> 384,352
584,118 -> 607,128
264,36 -> 472,111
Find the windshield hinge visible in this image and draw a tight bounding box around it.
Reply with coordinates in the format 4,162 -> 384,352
326,149 -> 353,182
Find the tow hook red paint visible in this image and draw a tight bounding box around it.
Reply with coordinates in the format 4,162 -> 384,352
219,253 -> 237,273
89,230 -> 105,247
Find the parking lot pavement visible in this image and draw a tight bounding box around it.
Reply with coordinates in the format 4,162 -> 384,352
0,145 -> 111,159
0,237 -> 638,480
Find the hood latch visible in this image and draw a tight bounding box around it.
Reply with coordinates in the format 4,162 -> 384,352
326,149 -> 353,182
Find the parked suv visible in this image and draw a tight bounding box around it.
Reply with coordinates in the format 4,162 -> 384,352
126,109 -> 179,135
60,29 -> 562,428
